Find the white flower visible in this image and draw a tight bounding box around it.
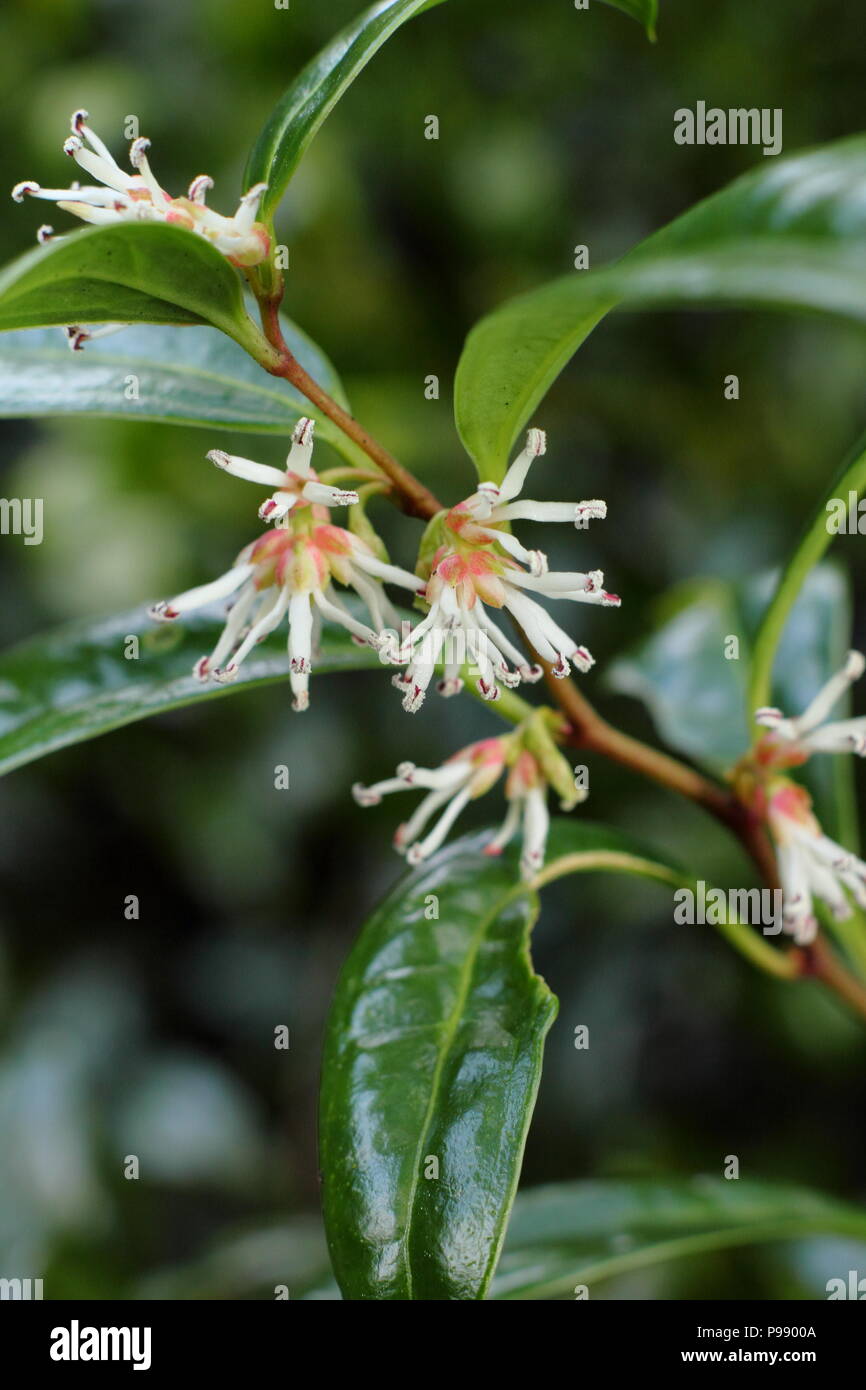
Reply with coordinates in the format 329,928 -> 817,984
12,109 -> 270,266
353,730 -> 585,880
747,650 -> 866,942
767,780 -> 866,944
208,418 -> 361,522
755,650 -> 866,757
354,738 -> 509,864
149,422 -> 422,711
392,428 -> 619,713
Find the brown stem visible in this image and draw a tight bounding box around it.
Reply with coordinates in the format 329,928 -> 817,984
545,666 -> 866,1023
250,301 -> 866,1021
803,936 -> 866,1018
258,300 -> 442,521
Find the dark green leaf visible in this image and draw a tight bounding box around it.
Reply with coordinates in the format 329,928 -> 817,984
492,1176 -> 866,1299
607,580 -> 750,774
320,831 -> 556,1300
0,223 -> 264,353
0,318 -> 349,441
455,138 -> 866,479
318,819 -> 720,1301
743,565 -> 857,847
244,0 -> 447,222
607,564 -> 853,836
0,601 -> 382,779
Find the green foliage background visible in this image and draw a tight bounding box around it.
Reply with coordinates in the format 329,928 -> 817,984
1,0 -> 865,1297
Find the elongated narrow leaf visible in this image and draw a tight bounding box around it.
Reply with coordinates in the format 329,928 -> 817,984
0,223 -> 264,353
456,138 -> 866,478
319,820 -> 742,1301
320,831 -> 556,1300
0,319 -> 349,441
492,1176 -> 866,1299
606,564 -> 854,840
600,0 -> 658,39
244,0 -> 447,221
0,602 -> 382,778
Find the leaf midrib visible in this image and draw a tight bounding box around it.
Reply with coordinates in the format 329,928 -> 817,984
398,880 -> 534,1299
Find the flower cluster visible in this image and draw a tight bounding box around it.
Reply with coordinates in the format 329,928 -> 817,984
739,651 -> 866,943
353,713 -> 583,879
149,418 -> 422,712
147,421 -> 609,869
12,109 -> 270,266
392,428 -> 619,713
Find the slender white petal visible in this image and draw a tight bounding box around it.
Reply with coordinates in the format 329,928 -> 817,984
495,427 -> 546,503
286,418 -> 316,476
214,588 -> 288,679
301,480 -> 359,507
792,650 -> 865,735
150,563 -> 254,620
406,787 -> 473,863
312,588 -> 378,645
520,785 -> 550,879
208,449 -> 286,487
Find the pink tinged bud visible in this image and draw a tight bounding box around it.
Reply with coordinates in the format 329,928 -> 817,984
193,657 -> 211,682
292,690 -> 310,713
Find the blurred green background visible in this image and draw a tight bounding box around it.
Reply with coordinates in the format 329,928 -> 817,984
1,0 -> 866,1299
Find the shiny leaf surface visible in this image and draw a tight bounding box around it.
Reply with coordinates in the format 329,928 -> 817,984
0,601 -> 382,778
455,138 -> 866,478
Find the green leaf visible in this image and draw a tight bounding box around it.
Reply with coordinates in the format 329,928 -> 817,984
244,0 -> 447,222
536,819 -> 795,980
455,137 -> 866,479
743,565 -> 857,849
0,601 -> 383,779
600,0 -> 658,40
319,818 -> 794,1302
607,580 -> 750,774
0,223 -> 265,355
0,319 -> 349,442
748,430 -> 866,715
320,830 -> 556,1300
491,1176 -> 866,1299
607,564 -> 854,838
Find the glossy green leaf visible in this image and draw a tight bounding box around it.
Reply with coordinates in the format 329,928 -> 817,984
749,430 -> 866,716
607,580 -> 750,773
244,0 -> 447,222
455,138 -> 866,479
0,601 -> 382,779
743,564 -> 857,848
0,223 -> 264,354
320,830 -> 556,1300
607,563 -> 854,837
600,0 -> 658,39
0,319 -> 350,442
492,1176 -> 866,1299
319,817 -> 793,1301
